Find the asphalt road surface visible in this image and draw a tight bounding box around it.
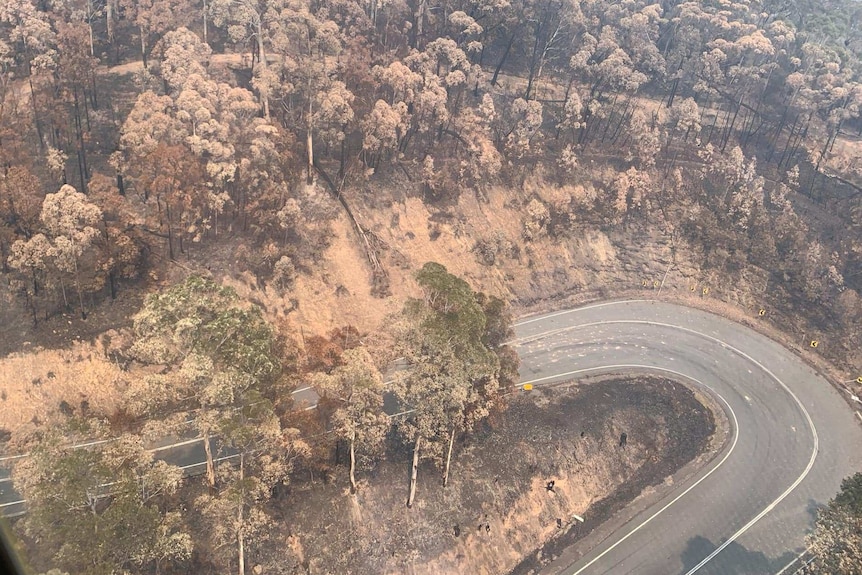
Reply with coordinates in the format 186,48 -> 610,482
514,300 -> 862,575
3,299 -> 862,575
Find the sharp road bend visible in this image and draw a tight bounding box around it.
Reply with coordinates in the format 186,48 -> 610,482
2,300 -> 861,575
514,300 -> 862,575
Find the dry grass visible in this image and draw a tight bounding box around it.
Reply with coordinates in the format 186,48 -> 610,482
0,342 -> 124,439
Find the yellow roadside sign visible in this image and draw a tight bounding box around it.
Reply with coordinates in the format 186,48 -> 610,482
702,287 -> 710,295
810,340 -> 819,348
758,309 -> 766,316
523,383 -> 534,391
855,376 -> 862,384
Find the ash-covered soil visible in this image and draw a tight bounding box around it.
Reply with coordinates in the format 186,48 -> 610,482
259,375 -> 717,575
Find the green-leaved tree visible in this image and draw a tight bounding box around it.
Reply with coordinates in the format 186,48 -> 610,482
394,262 -> 517,507
312,346 -> 389,493
12,422 -> 192,575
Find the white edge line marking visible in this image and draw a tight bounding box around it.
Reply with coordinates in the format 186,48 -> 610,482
1,301 -> 821,549
179,453 -> 239,471
1,453 -> 247,510
0,437 -> 117,463
521,364 -> 739,575
773,545 -> 813,575
523,318 -> 819,575
150,437 -> 207,452
2,381 -> 405,512
0,381 -> 400,463
513,300 -> 652,327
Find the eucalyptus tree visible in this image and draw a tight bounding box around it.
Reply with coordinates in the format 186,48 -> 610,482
312,347 -> 389,493
393,263 -> 511,506
7,184 -> 103,320
12,421 -> 192,575
127,275 -> 287,492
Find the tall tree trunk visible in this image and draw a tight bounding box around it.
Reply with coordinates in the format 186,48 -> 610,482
28,73 -> 44,149
407,437 -> 420,507
524,20 -> 543,100
667,76 -> 680,108
306,98 -> 314,184
106,0 -> 114,44
238,453 -> 245,575
203,431 -> 215,490
73,88 -> 89,192
90,71 -> 98,109
165,203 -> 174,260
256,23 -> 270,119
108,270 -> 116,300
60,277 -> 68,309
773,112 -> 798,166
140,26 -> 147,68
349,429 -> 357,494
338,130 -> 347,180
28,283 -> 38,326
705,109 -> 719,145
413,0 -> 427,49
720,95 -> 742,151
491,29 -> 517,87
73,257 -> 86,319
443,426 -> 456,488
87,4 -> 95,56
203,0 -> 208,44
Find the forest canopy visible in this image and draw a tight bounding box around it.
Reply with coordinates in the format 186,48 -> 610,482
0,0 -> 859,340
1,0 -> 862,572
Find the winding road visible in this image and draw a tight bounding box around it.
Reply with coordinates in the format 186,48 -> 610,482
2,299 -> 862,575
514,300 -> 862,575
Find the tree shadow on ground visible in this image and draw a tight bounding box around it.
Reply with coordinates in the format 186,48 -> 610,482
681,536 -> 799,575
806,498 -> 826,524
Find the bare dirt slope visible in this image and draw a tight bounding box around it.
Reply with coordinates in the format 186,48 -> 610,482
257,376 -> 717,575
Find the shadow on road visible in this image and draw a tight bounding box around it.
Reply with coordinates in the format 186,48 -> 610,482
681,536 -> 799,574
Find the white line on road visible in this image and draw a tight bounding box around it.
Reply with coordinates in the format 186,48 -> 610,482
773,545 -> 813,575
0,437 -> 117,463
1,452 -> 250,511
519,316 -> 819,575
520,365 -> 740,575
513,300 -> 652,328
671,323 -> 819,574
179,453 -> 240,471
151,437 -> 209,452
